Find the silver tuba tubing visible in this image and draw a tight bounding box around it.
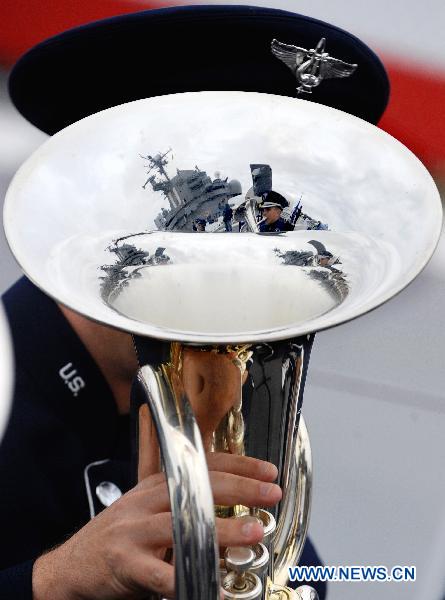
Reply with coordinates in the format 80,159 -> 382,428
134,362 -> 220,600
131,335 -> 315,600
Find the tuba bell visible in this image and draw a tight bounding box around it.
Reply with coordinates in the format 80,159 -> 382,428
4,91 -> 442,599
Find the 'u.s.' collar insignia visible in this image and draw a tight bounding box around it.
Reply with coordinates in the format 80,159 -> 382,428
271,37 -> 358,95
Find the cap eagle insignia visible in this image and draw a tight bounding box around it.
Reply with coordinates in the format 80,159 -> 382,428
271,37 -> 358,94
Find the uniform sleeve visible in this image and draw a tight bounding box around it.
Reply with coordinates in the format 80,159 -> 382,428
0,559 -> 35,599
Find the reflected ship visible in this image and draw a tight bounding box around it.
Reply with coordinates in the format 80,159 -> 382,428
143,152 -> 328,234
142,150 -> 242,231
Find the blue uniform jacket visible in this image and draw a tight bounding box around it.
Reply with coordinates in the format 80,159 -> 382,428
259,217 -> 294,233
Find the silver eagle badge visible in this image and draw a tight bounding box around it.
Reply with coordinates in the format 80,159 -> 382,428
271,37 -> 358,95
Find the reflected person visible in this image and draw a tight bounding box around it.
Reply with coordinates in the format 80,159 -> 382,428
222,199 -> 234,232
193,218 -> 207,232
259,191 -> 294,233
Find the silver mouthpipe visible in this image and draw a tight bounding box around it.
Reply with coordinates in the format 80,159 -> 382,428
243,196 -> 261,232
135,364 -> 220,600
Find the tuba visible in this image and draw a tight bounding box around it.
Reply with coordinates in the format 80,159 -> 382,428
4,91 -> 442,599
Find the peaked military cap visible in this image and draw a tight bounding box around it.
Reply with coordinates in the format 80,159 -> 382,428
259,191 -> 289,210
9,4 -> 389,135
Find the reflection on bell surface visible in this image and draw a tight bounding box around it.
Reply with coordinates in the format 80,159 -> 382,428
101,233 -> 346,337
5,92 -> 441,342
4,91 -> 442,600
